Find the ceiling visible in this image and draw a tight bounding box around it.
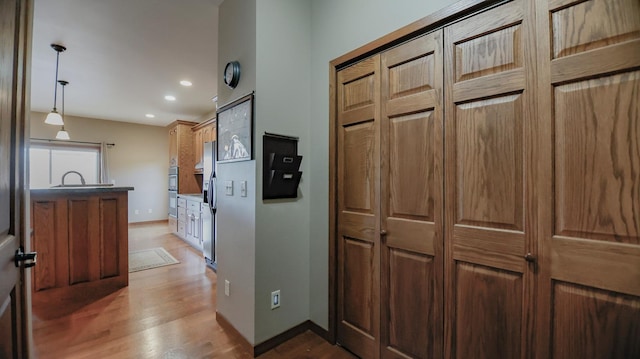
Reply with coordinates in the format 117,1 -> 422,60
30,0 -> 222,127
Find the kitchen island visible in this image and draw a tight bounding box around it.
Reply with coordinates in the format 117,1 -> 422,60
30,186 -> 134,300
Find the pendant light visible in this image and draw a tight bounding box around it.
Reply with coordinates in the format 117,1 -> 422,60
45,44 -> 66,125
55,80 -> 70,140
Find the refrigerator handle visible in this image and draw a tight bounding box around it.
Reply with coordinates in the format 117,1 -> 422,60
209,172 -> 217,214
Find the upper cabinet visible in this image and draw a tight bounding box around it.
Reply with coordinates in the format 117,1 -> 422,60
204,121 -> 216,143
167,120 -> 200,194
194,128 -> 204,171
169,126 -> 178,167
168,120 -> 197,168
192,119 -> 217,170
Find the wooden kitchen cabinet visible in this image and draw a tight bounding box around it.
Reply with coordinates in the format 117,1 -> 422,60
167,120 -> 200,194
204,121 -> 216,142
169,126 -> 178,166
194,128 -> 204,170
192,118 -> 217,170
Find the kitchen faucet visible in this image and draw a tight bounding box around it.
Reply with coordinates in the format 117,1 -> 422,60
61,171 -> 86,185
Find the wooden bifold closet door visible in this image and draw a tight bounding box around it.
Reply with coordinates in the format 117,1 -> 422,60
380,31 -> 443,359
336,30 -> 444,359
534,0 -> 640,357
336,55 -> 382,359
333,0 -> 639,358
443,0 -> 537,358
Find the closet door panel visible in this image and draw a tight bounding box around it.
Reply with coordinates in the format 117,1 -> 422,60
444,0 -> 536,358
554,73 -> 640,242
381,31 -> 443,359
337,56 -> 381,359
536,0 -> 640,357
455,94 -> 523,231
455,263 -> 523,359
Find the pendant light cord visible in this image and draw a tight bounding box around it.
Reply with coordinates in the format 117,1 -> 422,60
61,82 -> 64,116
60,82 -> 64,126
52,50 -> 60,111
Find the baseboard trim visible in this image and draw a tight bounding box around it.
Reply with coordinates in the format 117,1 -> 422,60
216,315 -> 333,357
254,320 -> 331,356
215,311 -> 254,355
307,321 -> 331,343
128,219 -> 168,226
254,320 -> 312,356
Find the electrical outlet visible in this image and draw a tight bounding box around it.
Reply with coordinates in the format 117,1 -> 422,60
224,280 -> 230,296
134,209 -> 139,215
271,290 -> 281,309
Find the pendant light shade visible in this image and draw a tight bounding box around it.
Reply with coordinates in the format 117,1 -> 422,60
55,128 -> 70,140
45,110 -> 64,125
55,80 -> 70,140
45,44 -> 66,125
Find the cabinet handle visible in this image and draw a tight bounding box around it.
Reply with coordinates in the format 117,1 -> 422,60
380,230 -> 387,236
524,253 -> 536,262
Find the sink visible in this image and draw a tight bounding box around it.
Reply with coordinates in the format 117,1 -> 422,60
51,184 -> 115,188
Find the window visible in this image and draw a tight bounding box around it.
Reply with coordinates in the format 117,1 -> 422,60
29,141 -> 101,188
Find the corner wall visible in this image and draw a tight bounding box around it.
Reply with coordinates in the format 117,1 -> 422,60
30,112 -> 168,223
216,0 -> 258,344
254,0 -> 312,344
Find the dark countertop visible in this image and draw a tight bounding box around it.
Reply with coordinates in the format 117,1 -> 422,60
31,186 -> 134,195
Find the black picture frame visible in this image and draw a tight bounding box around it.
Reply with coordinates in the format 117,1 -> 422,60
216,93 -> 254,163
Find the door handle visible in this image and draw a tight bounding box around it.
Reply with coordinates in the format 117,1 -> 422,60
15,247 -> 37,268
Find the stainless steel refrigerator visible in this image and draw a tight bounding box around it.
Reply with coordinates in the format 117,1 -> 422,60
202,141 -> 217,270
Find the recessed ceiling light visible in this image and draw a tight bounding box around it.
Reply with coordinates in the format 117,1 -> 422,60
180,80 -> 192,87
145,114 -> 155,118
164,95 -> 176,101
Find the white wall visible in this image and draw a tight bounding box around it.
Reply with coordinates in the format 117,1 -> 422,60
216,0 -> 257,344
215,159 -> 257,342
254,0 -> 312,344
30,112 -> 169,223
308,0 -> 454,329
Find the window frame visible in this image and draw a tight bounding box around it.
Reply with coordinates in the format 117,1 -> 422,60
29,139 -> 102,188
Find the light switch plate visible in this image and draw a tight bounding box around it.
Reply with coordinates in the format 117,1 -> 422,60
225,180 -> 233,196
240,181 -> 247,197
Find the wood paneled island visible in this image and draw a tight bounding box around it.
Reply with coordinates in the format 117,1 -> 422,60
30,186 -> 133,299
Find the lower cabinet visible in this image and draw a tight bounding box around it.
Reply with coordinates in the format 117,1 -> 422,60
175,196 -> 202,252
30,190 -> 130,297
177,199 -> 186,238
168,215 -> 177,233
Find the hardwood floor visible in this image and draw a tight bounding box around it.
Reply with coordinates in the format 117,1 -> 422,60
32,221 -> 354,359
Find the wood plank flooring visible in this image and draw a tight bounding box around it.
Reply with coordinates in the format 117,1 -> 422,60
31,221 -> 354,359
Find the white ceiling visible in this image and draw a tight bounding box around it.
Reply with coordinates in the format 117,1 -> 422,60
30,0 -> 221,127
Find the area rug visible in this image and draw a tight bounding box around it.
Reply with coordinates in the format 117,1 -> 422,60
129,247 -> 179,273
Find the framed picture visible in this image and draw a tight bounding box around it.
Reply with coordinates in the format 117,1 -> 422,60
216,93 -> 254,163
